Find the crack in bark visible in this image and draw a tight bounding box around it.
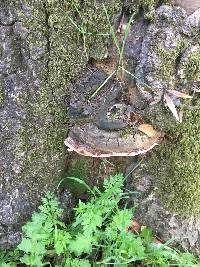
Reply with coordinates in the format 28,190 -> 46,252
43,3 -> 58,130
0,21 -> 16,26
43,3 -> 51,78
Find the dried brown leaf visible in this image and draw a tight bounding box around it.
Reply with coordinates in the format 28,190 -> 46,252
138,124 -> 158,137
168,90 -> 192,99
164,93 -> 180,122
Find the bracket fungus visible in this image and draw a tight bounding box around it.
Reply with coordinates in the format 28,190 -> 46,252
65,65 -> 163,157
65,122 -> 163,157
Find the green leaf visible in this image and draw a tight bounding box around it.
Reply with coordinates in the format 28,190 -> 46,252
20,254 -> 43,267
1,264 -> 16,267
69,234 -> 94,256
140,226 -> 153,244
110,209 -> 132,232
17,238 -> 32,254
117,233 -> 146,261
64,258 -> 91,267
54,230 -> 71,255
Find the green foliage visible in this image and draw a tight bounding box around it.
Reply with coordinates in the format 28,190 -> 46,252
0,250 -> 21,267
67,0 -> 122,60
1,174 -> 200,266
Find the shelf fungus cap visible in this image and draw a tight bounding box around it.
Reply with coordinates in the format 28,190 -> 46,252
64,123 -> 163,158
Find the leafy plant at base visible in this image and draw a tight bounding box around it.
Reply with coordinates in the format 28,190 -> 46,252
17,193 -> 71,267
1,174 -> 200,266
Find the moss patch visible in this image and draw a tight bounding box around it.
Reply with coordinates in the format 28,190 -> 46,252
66,0 -> 122,59
149,99 -> 200,216
181,49 -> 200,87
8,0 -> 123,203
156,43 -> 183,81
125,0 -> 172,19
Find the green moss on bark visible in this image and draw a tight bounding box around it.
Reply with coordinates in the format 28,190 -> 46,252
126,0 -> 172,19
155,39 -> 186,82
149,101 -> 200,216
10,0 -> 122,199
182,50 -> 200,84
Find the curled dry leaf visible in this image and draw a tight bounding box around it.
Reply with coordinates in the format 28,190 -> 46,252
164,93 -> 180,122
130,219 -> 141,233
126,219 -> 141,233
167,90 -> 193,99
138,124 -> 159,138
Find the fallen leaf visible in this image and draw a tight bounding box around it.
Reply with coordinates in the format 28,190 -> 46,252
164,93 -> 180,122
131,219 -> 141,233
126,219 -> 141,233
193,88 -> 200,93
178,110 -> 184,123
138,124 -> 158,137
154,239 -> 162,244
167,89 -> 192,99
149,99 -> 160,106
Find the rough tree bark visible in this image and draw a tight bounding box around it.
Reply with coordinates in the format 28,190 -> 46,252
0,0 -> 121,249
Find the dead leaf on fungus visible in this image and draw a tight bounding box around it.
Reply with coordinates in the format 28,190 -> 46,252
138,124 -> 158,138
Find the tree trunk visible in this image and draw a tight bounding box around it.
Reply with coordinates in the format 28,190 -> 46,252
0,0 -> 199,253
0,0 -> 121,249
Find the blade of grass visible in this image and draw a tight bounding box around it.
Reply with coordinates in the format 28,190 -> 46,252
57,176 -> 95,196
71,0 -> 84,21
120,67 -> 152,89
68,16 -> 109,35
118,12 -> 135,68
125,159 -> 143,179
103,4 -> 120,53
89,70 -> 116,99
66,176 -> 95,196
68,16 -> 83,32
84,32 -> 110,36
